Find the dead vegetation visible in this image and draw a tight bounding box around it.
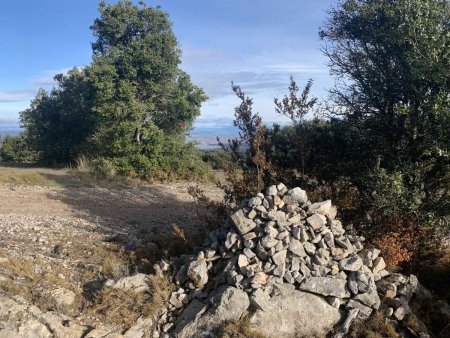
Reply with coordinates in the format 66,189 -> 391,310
217,317 -> 266,338
83,275 -> 173,328
348,312 -> 400,338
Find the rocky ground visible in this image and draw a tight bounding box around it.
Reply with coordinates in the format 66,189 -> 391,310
1,169 -> 449,338
0,171 -> 222,338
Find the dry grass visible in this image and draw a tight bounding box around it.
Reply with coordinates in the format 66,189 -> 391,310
348,312 -> 400,338
0,164 -> 141,188
84,275 -> 172,328
217,317 -> 266,338
409,292 -> 450,338
0,250 -> 80,315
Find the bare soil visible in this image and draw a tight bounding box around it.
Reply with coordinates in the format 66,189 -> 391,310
0,166 -> 223,332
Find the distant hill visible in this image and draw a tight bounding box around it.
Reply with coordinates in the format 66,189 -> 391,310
0,121 -> 22,137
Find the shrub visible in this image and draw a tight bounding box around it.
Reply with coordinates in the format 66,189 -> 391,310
0,133 -> 38,163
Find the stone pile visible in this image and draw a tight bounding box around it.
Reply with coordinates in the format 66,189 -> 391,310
152,184 -> 428,337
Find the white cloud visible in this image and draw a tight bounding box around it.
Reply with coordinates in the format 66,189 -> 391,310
0,90 -> 34,103
264,63 -> 328,74
32,67 -> 77,86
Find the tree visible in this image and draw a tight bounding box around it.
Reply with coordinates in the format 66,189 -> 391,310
18,1 -> 207,178
320,0 -> 450,217
88,0 -> 207,164
21,68 -> 94,164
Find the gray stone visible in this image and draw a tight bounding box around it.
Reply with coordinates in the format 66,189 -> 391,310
272,250 -> 287,266
339,255 -> 363,271
49,287 -> 76,306
288,239 -> 306,257
249,290 -> 343,337
372,257 -> 386,274
346,299 -> 373,318
304,242 -> 316,255
250,289 -> 271,311
230,209 -> 256,235
266,185 -> 278,196
111,273 -> 150,292
251,272 -> 268,285
248,197 -> 262,207
187,259 -> 208,289
173,287 -> 250,338
243,248 -> 256,259
329,220 -> 345,236
354,289 -> 381,310
327,297 -> 341,308
306,214 -> 327,231
308,200 -> 337,218
299,277 -> 351,298
224,232 -> 238,249
287,187 -> 308,204
260,235 -> 278,249
291,227 -> 301,240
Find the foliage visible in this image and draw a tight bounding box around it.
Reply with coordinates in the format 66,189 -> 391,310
20,68 -> 94,164
319,0 -> 450,218
0,133 -> 38,163
217,84 -> 274,204
16,1 -> 207,180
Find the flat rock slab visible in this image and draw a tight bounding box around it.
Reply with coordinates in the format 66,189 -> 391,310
173,286 -> 249,338
249,290 -> 343,337
299,277 -> 351,298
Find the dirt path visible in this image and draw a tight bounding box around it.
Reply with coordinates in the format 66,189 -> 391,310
0,169 -> 224,335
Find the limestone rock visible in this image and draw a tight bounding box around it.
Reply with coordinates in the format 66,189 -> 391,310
308,200 -> 337,218
249,290 -> 343,337
299,277 -> 351,298
287,187 -> 308,204
306,214 -> 326,231
173,286 -> 250,338
339,255 -> 363,272
110,273 -> 150,293
230,209 -> 256,235
187,259 -> 208,289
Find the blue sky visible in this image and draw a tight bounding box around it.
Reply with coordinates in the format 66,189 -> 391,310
0,0 -> 336,135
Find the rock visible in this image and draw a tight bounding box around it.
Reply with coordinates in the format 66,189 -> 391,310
346,299 -> 373,318
287,187 -> 308,204
306,214 -> 327,231
299,277 -> 351,298
372,257 -> 386,274
250,289 -> 271,311
248,197 -> 262,207
224,232 -> 238,249
393,304 -> 410,320
237,254 -> 248,273
288,239 -> 306,257
251,272 -> 268,285
187,259 -> 208,289
266,185 -> 278,196
339,255 -> 363,271
272,250 -> 287,266
260,235 -> 278,249
249,290 -> 343,337
173,286 -> 250,338
327,297 -> 341,308
354,290 -> 381,309
49,287 -> 76,306
308,200 -> 337,218
230,209 -> 256,235
376,279 -> 397,298
304,242 -> 316,255
111,273 -> 150,292
0,294 -> 91,338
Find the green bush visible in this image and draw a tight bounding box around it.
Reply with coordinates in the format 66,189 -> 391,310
0,133 -> 38,163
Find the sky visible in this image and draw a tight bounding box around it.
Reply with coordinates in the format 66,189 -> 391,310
0,0 -> 336,141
